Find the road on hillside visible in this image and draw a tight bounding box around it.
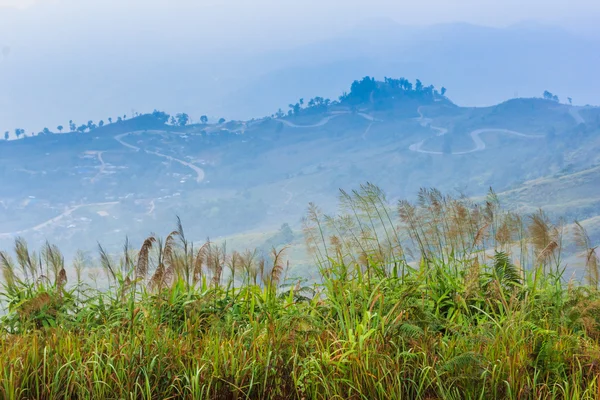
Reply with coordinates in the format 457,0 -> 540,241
409,107 -> 543,155
115,131 -> 205,183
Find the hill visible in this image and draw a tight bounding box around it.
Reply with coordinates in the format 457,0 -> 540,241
0,76 -> 599,277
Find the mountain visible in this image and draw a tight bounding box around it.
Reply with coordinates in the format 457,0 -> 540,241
222,21 -> 600,117
1,22 -> 599,134
1,76 -> 599,273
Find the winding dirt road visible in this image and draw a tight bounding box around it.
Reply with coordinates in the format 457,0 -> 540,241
0,202 -> 119,239
278,111 -> 379,129
409,107 -> 543,155
115,131 -> 205,183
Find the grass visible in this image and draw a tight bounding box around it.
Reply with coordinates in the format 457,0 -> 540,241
1,184 -> 600,399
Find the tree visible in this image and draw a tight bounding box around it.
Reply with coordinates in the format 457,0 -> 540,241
69,120 -> 76,132
117,116 -> 122,123
441,87 -> 447,96
108,117 -> 113,124
57,125 -> 63,133
543,90 -> 559,102
218,118 -> 226,124
200,115 -> 208,124
4,131 -> 8,140
568,97 -> 573,105
123,114 -> 127,120
98,120 -> 104,128
151,110 -> 170,124
77,125 -> 87,133
87,120 -> 97,130
176,113 -> 189,126
415,79 -> 423,92
14,128 -> 23,139
42,127 -> 51,135
170,116 -> 176,125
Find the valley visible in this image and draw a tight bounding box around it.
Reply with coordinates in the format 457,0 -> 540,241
1,77 -> 599,279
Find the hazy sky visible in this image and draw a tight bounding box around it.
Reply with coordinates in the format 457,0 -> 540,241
1,0 -> 599,50
1,0 -> 599,134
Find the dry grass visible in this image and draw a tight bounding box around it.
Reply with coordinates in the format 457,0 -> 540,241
0,184 -> 599,399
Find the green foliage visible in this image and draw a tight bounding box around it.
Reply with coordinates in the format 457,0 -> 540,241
1,185 -> 600,399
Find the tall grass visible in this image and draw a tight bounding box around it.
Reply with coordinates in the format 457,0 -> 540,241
1,184 -> 600,399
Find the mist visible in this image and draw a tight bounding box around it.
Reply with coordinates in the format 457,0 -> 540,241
1,0 -> 599,135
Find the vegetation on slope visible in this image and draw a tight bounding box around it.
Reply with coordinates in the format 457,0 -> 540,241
1,184 -> 600,399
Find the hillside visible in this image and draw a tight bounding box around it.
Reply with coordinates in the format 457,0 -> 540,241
1,77 -> 599,273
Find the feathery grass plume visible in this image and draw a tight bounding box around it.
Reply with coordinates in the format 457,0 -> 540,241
148,237 -> 166,291
496,219 -> 511,250
303,202 -> 330,267
240,249 -> 258,285
0,251 -> 17,293
121,236 -> 135,277
136,235 -> 156,280
97,243 -> 116,283
193,241 -> 209,284
56,268 -> 67,293
361,182 -> 407,265
175,216 -> 193,287
206,241 -> 225,287
398,199 -> 427,260
267,246 -> 287,288
14,237 -> 36,283
537,240 -> 559,264
472,222 -> 490,258
529,210 -> 552,254
352,184 -> 385,258
323,214 -> 360,267
41,242 -> 64,284
227,250 -> 242,288
163,230 -> 180,265
529,210 -> 562,272
574,221 -> 600,288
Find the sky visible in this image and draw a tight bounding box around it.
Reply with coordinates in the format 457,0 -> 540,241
1,0 -> 599,135
1,0 -> 599,49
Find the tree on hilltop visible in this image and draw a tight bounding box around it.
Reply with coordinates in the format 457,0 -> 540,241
4,131 -> 8,140
57,125 -> 63,133
543,90 -> 559,102
218,118 -> 226,124
200,115 -> 208,124
176,113 -> 189,126
108,117 -> 113,124
14,128 -> 24,139
98,120 -> 104,128
151,110 -> 170,124
415,79 -> 423,92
